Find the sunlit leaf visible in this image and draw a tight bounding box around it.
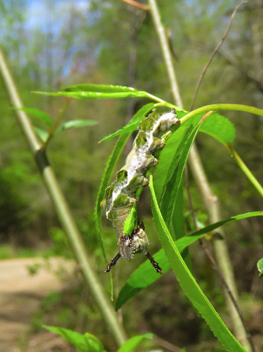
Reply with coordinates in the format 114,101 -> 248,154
33,84 -> 149,100
118,333 -> 153,352
149,176 -> 246,352
43,325 -> 106,352
160,124 -> 200,228
63,83 -> 140,94
14,107 -> 53,127
55,119 -> 97,135
99,103 -> 154,143
154,126 -> 188,202
34,127 -> 48,142
154,126 -> 191,264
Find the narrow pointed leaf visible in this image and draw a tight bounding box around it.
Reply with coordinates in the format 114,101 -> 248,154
99,103 -> 154,143
33,84 -> 149,100
43,325 -> 106,352
160,124 -> 201,227
116,211 -> 263,309
14,107 -> 53,127
55,119 -> 97,135
34,127 -> 48,142
149,176 -> 246,352
63,83 -> 140,94
154,126 -> 189,203
118,333 -> 153,352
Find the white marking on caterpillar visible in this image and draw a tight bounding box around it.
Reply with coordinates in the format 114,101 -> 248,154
103,109 -> 180,273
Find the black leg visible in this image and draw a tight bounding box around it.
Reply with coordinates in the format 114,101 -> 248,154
145,252 -> 162,274
104,253 -> 121,273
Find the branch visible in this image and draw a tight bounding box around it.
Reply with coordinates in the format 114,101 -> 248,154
226,144 -> 263,197
147,1 -> 253,351
148,0 -> 183,108
184,166 -> 255,352
190,1 -> 248,110
0,47 -> 127,347
190,40 -> 263,93
122,0 -> 149,11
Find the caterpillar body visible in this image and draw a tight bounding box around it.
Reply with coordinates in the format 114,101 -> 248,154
102,109 -> 180,273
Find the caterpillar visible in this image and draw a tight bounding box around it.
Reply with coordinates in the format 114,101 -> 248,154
102,109 -> 180,273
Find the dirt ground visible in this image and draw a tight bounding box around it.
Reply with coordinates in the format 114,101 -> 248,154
0,258 -> 75,352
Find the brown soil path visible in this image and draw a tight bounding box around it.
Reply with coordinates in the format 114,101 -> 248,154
0,257 -> 74,352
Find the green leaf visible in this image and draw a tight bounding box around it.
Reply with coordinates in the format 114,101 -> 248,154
55,119 -> 97,135
14,107 -> 53,127
257,258 -> 263,277
117,333 -> 153,352
177,110 -> 236,145
63,84 -> 140,94
160,124 -> 201,228
154,125 -> 191,239
116,211 -> 263,310
149,176 -> 246,352
43,325 -> 106,352
154,126 -> 188,202
200,113 -> 235,144
34,127 -> 48,143
154,127 -> 191,263
33,84 -> 149,100
99,103 -> 154,143
84,333 -> 106,352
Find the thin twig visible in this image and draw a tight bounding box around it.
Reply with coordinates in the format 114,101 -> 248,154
0,47 -> 127,347
190,1 -> 248,111
153,335 -> 182,352
199,238 -> 255,352
122,0 -> 149,11
148,0 -> 183,108
184,165 -> 256,352
226,143 -> 263,197
190,40 -> 263,92
43,97 -> 70,149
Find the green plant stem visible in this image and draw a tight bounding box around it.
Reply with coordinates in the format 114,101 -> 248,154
0,48 -> 127,347
147,1 -> 252,351
180,104 -> 263,124
145,92 -> 181,109
226,144 -> 263,197
147,1 -> 183,107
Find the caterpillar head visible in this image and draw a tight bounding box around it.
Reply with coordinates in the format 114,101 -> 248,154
118,224 -> 149,260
